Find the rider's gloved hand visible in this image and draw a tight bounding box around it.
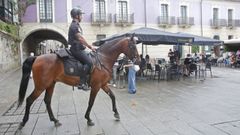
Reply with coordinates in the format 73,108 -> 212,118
90,45 -> 96,52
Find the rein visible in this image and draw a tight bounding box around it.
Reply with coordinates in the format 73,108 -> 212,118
94,51 -> 113,75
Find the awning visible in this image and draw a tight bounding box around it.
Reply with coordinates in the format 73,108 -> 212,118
224,39 -> 240,51
94,27 -> 194,46
224,38 -> 240,45
177,32 -> 223,46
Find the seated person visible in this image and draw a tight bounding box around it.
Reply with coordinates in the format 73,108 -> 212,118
183,54 -> 192,76
138,54 -> 146,76
236,54 -> 240,64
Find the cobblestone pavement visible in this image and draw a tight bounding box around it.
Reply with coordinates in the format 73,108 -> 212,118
0,67 -> 240,135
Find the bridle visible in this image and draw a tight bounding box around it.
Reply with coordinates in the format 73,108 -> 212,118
128,38 -> 138,63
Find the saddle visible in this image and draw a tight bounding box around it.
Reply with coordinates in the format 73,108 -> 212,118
55,48 -> 89,77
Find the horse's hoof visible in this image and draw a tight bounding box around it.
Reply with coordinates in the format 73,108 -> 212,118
54,121 -> 62,127
87,120 -> 95,126
18,122 -> 24,130
114,113 -> 120,121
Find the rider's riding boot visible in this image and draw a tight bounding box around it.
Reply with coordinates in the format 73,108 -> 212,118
78,75 -> 90,91
78,65 -> 91,91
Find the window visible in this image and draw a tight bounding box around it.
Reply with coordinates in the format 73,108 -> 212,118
228,35 -> 234,39
228,9 -> 233,26
95,0 -> 106,21
180,5 -> 187,24
7,1 -> 12,12
161,4 -> 168,22
212,8 -> 219,26
0,0 -> 3,6
213,35 -> 220,40
228,9 -> 233,20
161,4 -> 168,17
96,34 -> 106,40
118,1 -> 128,21
180,5 -> 187,18
213,8 -> 218,20
39,0 -> 53,22
0,0 -> 13,23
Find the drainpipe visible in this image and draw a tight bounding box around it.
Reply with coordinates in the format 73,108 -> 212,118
200,0 -> 204,53
200,0 -> 203,36
144,0 -> 147,27
142,0 -> 147,56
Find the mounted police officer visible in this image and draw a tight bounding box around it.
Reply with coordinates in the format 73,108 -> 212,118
68,7 -> 96,90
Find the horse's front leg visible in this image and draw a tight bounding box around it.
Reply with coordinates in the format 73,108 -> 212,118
85,88 -> 100,126
102,85 -> 120,120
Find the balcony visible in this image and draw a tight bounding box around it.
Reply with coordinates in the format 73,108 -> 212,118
114,14 -> 134,26
177,17 -> 194,28
210,19 -> 227,29
227,19 -> 240,29
158,16 -> 175,27
0,7 -> 13,23
91,13 -> 112,26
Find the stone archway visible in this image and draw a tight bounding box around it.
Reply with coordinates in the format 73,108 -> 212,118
20,28 -> 67,63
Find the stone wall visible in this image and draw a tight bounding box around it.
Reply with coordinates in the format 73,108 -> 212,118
0,31 -> 20,72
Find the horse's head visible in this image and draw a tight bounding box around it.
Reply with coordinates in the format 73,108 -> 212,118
124,34 -> 140,64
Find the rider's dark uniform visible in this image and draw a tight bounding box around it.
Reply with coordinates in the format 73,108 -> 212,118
68,15 -> 93,89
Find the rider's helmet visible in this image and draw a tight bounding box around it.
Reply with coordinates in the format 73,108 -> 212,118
70,7 -> 84,18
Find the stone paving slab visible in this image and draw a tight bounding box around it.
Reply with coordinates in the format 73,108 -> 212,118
0,67 -> 240,134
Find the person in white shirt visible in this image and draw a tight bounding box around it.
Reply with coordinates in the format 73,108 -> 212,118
124,60 -> 137,94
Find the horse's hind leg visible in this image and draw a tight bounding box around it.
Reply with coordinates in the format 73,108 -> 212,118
19,89 -> 44,129
44,82 -> 62,127
102,85 -> 120,120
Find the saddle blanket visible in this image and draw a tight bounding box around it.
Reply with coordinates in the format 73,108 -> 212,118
55,48 -> 85,77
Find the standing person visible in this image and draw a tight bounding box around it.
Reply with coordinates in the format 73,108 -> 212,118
30,52 -> 34,78
68,7 -> 96,90
168,49 -> 174,63
124,60 -> 137,94
184,54 -> 192,76
201,52 -> 206,63
173,48 -> 180,64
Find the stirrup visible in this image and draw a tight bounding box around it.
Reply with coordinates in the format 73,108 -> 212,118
77,84 -> 90,91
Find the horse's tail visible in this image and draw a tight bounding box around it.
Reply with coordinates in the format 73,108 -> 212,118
17,56 -> 37,108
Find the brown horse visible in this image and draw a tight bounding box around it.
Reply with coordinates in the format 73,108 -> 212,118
17,35 -> 139,129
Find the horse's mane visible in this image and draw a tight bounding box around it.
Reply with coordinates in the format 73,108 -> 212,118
97,36 -> 127,51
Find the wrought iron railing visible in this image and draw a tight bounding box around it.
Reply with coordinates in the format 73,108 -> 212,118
158,16 -> 175,26
91,13 -> 112,25
227,19 -> 240,28
210,19 -> 227,28
177,17 -> 194,26
114,13 -> 134,26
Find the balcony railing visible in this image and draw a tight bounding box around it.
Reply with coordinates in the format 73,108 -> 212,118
40,18 -> 53,23
227,19 -> 240,28
0,7 -> 13,23
158,16 -> 175,27
114,13 -> 134,26
177,17 -> 194,27
210,19 -> 227,28
91,13 -> 112,26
